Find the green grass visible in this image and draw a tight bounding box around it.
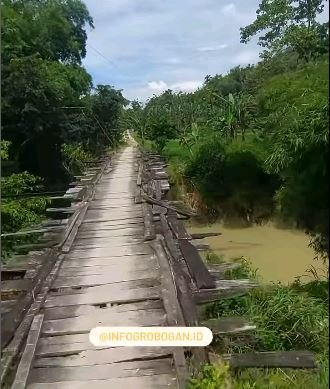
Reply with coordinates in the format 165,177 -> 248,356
191,253 -> 329,389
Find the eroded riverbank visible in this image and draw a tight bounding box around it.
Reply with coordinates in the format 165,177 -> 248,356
186,220 -> 325,284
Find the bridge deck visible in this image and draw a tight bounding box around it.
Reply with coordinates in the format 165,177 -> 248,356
26,147 -> 179,389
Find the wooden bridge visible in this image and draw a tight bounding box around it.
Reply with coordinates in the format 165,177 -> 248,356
1,144 -> 316,388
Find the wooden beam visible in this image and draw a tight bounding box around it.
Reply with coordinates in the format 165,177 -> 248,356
221,351 -> 317,369
193,280 -> 258,304
11,314 -> 44,389
142,203 -> 155,241
201,317 -> 256,335
142,193 -> 195,217
178,239 -> 215,290
190,232 -> 222,240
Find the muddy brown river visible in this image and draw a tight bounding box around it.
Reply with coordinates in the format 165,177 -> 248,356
186,221 -> 326,284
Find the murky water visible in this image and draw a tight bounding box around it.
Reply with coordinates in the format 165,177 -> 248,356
186,220 -> 325,284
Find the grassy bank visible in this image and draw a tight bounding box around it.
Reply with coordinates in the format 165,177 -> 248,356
187,254 -> 329,388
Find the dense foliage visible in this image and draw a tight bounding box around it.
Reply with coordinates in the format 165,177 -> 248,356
124,3 -> 329,259
2,0 -> 127,186
1,0 -> 128,259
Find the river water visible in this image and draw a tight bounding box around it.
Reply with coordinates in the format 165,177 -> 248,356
186,220 -> 325,284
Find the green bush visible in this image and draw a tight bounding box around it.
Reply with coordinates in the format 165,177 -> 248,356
61,143 -> 93,176
185,137 -> 279,219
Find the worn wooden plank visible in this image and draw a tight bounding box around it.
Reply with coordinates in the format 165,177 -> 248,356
201,317 -> 256,335
221,351 -> 317,369
68,244 -> 153,258
73,236 -> 145,249
44,285 -> 160,308
61,254 -> 157,269
207,262 -> 241,278
27,374 -> 177,389
77,227 -> 144,239
142,193 -> 195,217
142,202 -> 155,241
151,239 -> 188,387
178,239 -> 215,289
53,269 -> 158,289
57,262 -> 157,277
29,359 -> 174,383
190,232 -> 222,239
168,216 -> 191,240
41,309 -> 166,337
33,347 -> 173,368
12,314 -> 44,389
43,300 -> 163,320
193,280 -> 258,304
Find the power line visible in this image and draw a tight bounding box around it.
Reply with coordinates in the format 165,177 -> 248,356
88,44 -> 118,68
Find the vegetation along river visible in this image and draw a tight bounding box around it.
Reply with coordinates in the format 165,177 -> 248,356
186,220 -> 326,284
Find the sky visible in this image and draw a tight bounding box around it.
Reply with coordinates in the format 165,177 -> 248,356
82,0 -> 328,102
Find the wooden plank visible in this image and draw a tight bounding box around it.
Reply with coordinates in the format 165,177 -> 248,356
77,227 -> 143,239
27,374 -> 177,389
201,317 -> 256,335
40,309 -> 166,337
151,240 -> 188,388
33,347 -> 173,368
61,254 -> 157,269
83,215 -> 143,224
44,285 -> 160,308
193,280 -> 258,304
190,232 -> 222,239
29,359 -> 174,382
142,193 -> 195,217
221,351 -> 317,369
168,216 -> 191,240
53,269 -> 158,289
73,236 -> 145,249
68,244 -> 153,258
57,262 -> 157,277
12,314 -> 44,389
142,203 -> 155,241
43,300 -> 163,320
178,239 -> 215,289
207,262 -> 241,278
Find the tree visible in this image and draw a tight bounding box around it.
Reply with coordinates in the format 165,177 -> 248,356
240,0 -> 327,60
1,0 -> 94,65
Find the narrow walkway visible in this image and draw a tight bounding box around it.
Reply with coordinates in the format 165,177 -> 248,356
27,147 -> 178,388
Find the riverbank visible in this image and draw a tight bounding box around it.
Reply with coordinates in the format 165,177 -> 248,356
185,220 -> 326,284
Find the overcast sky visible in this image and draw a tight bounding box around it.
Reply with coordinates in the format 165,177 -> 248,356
82,0 -> 328,102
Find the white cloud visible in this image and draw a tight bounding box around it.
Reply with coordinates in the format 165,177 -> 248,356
222,3 -> 236,16
232,50 -> 260,65
197,44 -> 228,52
171,80 -> 203,91
148,80 -> 168,92
146,79 -> 202,96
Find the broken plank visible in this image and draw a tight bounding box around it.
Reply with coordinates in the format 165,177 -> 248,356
29,359 -> 174,383
53,269 -> 158,289
40,309 -> 166,337
44,286 -> 160,308
178,239 -> 215,289
43,300 -> 163,320
201,317 -> 256,335
193,280 -> 258,304
33,347 -> 173,368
